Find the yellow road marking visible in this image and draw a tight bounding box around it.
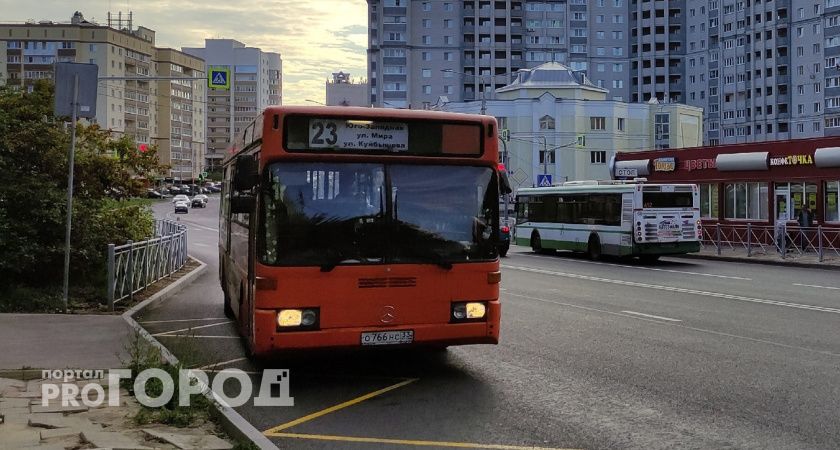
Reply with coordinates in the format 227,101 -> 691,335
263,378 -> 418,434
267,432 -> 576,450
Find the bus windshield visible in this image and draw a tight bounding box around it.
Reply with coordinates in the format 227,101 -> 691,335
260,162 -> 498,268
642,192 -> 694,208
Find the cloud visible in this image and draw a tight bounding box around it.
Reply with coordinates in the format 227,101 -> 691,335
0,0 -> 368,104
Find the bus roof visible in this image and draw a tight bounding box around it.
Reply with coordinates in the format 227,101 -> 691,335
517,181 -> 697,195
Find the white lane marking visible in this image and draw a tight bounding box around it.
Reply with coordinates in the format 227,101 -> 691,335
193,243 -> 210,247
793,283 -> 840,291
503,264 -> 840,315
154,335 -> 240,339
504,292 -> 840,358
196,357 -> 248,371
153,321 -> 233,336
514,252 -> 751,280
139,317 -> 229,324
621,311 -> 682,322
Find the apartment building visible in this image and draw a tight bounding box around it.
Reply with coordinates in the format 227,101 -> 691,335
183,39 -> 282,170
442,63 -> 703,186
368,0 -> 840,146
367,0 -> 630,110
325,71 -> 368,106
0,12 -> 207,181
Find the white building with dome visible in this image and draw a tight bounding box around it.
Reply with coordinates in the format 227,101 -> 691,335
441,62 -> 704,188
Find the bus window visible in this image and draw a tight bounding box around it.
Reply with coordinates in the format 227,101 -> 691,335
642,192 -> 693,208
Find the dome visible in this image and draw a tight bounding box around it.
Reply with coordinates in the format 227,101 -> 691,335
497,62 -> 607,94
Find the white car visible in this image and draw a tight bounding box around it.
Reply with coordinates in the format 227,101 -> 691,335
174,201 -> 189,214
171,194 -> 190,204
193,194 -> 208,203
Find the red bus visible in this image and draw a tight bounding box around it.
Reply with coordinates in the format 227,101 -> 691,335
219,106 -> 505,357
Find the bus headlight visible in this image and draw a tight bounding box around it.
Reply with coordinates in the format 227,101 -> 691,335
277,308 -> 319,328
452,302 -> 487,321
277,309 -> 302,327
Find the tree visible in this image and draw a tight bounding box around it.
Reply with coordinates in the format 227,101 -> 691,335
0,81 -> 165,303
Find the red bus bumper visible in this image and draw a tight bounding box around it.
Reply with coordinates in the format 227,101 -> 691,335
251,302 -> 500,355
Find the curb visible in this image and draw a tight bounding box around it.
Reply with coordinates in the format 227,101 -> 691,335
121,256 -> 279,450
672,252 -> 840,271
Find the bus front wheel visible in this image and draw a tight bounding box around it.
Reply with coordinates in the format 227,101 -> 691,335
587,235 -> 602,260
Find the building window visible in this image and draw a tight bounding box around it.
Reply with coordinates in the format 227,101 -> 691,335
725,182 -> 769,220
699,184 -> 720,219
617,118 -> 625,131
827,181 -> 840,222
539,115 -> 555,130
590,116 -> 606,130
590,151 -> 607,164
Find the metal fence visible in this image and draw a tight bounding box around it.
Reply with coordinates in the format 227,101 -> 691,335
106,219 -> 188,310
700,223 -> 840,262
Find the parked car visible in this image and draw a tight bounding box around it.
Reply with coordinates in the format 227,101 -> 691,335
174,201 -> 189,214
157,188 -> 172,198
171,194 -> 190,204
194,194 -> 208,203
498,225 -> 511,257
206,184 -> 221,193
146,189 -> 163,199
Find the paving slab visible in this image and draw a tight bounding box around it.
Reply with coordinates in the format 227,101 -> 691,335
27,412 -> 68,428
0,377 -> 27,390
4,390 -> 45,399
1,411 -> 33,424
0,423 -> 41,447
40,427 -> 82,440
1,397 -> 33,408
81,430 -> 154,450
20,445 -> 75,450
30,403 -> 88,414
142,428 -> 233,449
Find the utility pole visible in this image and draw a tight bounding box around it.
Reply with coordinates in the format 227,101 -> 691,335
62,74 -> 79,313
541,135 -> 549,176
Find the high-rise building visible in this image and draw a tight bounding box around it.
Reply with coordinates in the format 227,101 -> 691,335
0,11 -> 207,181
367,0 -> 840,146
183,39 -> 282,170
325,71 -> 368,106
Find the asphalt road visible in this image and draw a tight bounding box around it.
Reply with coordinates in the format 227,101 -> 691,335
140,198 -> 840,450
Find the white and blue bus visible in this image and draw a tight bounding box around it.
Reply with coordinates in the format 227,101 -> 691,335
514,180 -> 702,261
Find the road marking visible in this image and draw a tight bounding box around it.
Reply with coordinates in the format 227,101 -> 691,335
196,357 -> 248,371
193,243 -> 211,247
514,253 -> 751,280
503,264 -> 840,315
268,432 -> 576,449
152,321 -> 232,336
154,335 -> 240,339
264,378 -> 417,434
139,317 -> 229,324
505,291 -> 840,358
620,311 -> 682,322
793,283 -> 840,291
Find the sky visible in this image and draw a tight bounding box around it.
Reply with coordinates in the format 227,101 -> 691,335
0,0 -> 369,105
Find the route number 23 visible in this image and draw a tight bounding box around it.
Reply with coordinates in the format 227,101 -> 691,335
310,120 -> 338,146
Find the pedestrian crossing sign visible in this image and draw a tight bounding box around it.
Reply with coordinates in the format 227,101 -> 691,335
208,67 -> 230,90
537,174 -> 552,187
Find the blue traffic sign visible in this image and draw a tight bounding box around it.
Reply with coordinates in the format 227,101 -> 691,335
208,67 -> 230,89
537,174 -> 552,187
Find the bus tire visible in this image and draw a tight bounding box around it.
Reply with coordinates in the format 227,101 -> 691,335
223,290 -> 235,319
587,234 -> 602,260
530,231 -> 543,253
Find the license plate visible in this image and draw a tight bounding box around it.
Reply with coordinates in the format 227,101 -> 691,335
360,330 -> 414,346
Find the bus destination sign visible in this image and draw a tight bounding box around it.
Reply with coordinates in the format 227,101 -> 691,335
308,119 -> 408,152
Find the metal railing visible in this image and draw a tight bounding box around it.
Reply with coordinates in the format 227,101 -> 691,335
700,223 -> 840,262
106,219 -> 188,310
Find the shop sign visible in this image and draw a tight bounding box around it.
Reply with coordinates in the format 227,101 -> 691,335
769,154 -> 814,166
683,158 -> 716,171
654,157 -> 676,172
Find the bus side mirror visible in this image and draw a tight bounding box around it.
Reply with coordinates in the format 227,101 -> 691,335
499,170 -> 512,195
231,195 -> 255,214
233,156 -> 259,191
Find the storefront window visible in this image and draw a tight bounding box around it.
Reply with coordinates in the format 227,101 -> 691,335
699,184 -> 719,219
826,181 -> 839,222
775,182 -> 818,221
724,182 -> 768,220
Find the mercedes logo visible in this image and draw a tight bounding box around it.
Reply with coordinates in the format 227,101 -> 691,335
380,305 -> 396,324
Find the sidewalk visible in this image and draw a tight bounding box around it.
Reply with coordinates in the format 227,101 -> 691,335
676,246 -> 840,269
0,314 -> 132,370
